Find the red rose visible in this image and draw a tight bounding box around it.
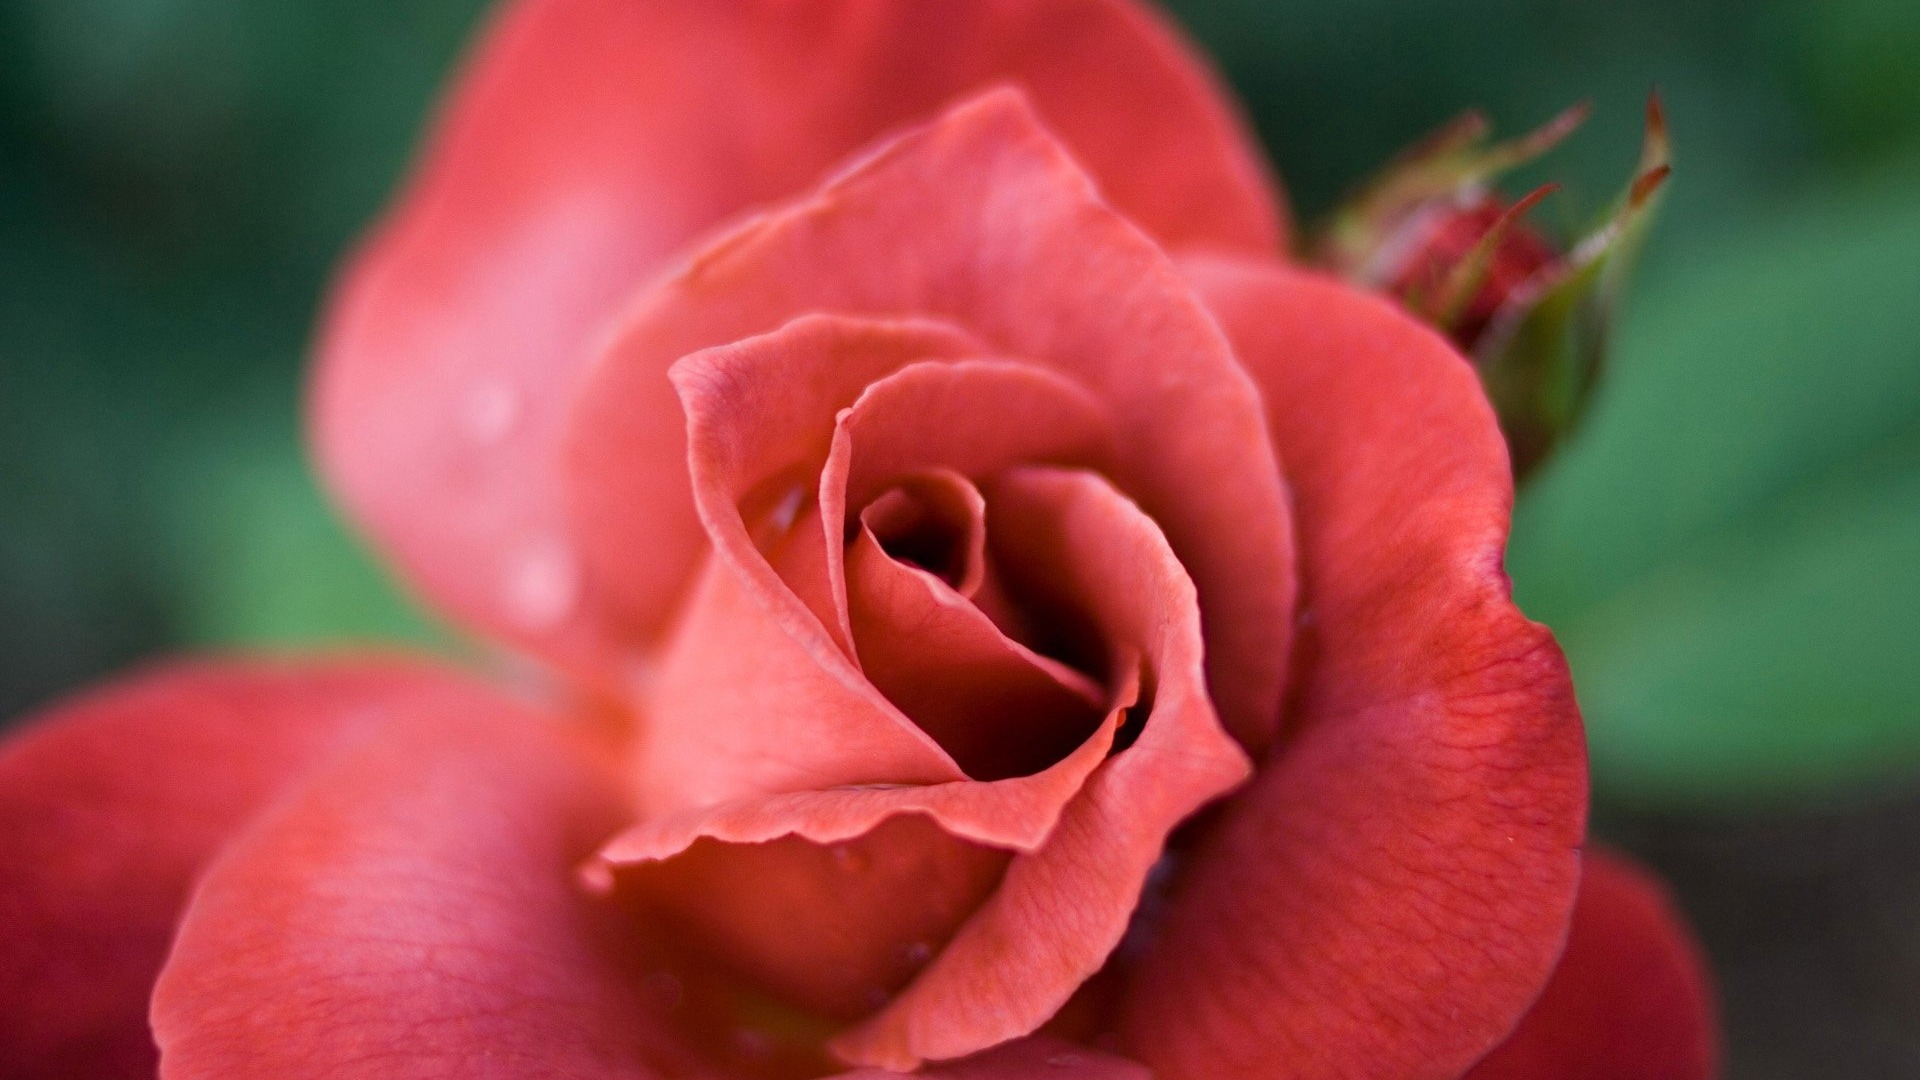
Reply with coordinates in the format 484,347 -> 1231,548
0,3 -> 1716,1079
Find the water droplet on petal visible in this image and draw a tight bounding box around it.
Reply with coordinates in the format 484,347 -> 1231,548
769,485 -> 805,532
505,541 -> 578,631
830,845 -> 867,872
463,379 -> 522,444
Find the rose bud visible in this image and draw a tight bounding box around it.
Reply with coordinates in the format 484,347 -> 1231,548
1322,96 -> 1673,477
1383,187 -> 1562,348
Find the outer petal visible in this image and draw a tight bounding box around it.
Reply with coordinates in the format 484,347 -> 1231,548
1465,849 -> 1719,1080
1117,260 -> 1588,1080
574,91 -> 1294,752
314,0 -> 1283,673
148,672 -> 697,1079
0,658 -> 477,1080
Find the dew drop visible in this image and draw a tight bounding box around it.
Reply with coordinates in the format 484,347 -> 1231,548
463,379 -> 523,444
830,845 -> 867,873
769,485 -> 805,532
505,541 -> 579,631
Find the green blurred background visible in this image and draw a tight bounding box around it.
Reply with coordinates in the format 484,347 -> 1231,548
1,0 -> 1916,1073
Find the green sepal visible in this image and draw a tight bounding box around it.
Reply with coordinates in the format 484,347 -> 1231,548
1476,95 -> 1673,477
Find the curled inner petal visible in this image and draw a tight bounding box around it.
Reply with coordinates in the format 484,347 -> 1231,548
846,507 -> 1108,781
831,467 -> 1251,1071
859,475 -> 986,595
641,315 -> 993,815
817,357 -> 1117,651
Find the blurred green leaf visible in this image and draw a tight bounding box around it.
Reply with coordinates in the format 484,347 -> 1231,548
1772,0 -> 1920,164
153,408 -> 456,654
1511,167 -> 1920,806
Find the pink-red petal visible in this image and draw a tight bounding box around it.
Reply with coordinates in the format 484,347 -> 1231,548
1465,848 -> 1719,1080
314,0 -> 1283,673
819,358 -> 1117,653
147,673 -> 698,1080
670,312 -> 987,655
855,473 -> 991,600
573,90 -> 1293,753
634,543 -> 964,818
1117,260 -> 1588,1080
824,359 -> 1115,515
0,657 -> 480,1080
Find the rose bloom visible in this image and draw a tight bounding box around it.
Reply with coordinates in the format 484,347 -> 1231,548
0,3 -> 1717,1079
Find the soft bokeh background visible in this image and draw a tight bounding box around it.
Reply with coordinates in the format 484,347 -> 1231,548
2,0 -> 1916,1074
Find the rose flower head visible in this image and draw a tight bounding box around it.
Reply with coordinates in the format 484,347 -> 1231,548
0,3 -> 1715,1080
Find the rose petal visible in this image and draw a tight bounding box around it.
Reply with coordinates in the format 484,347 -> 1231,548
0,658 -> 475,1080
592,711 -> 1118,1021
849,473 -> 1048,650
674,313 -> 988,656
808,354 -> 1118,774
847,523 -> 1108,781
828,1035 -> 1149,1080
818,358 -> 1116,650
1116,260 -> 1588,1080
636,540 -> 965,817
1465,848 -> 1719,1080
574,90 -> 1294,752
833,466 -> 1252,1070
610,814 -> 1009,1028
825,359 -> 1116,514
147,677 -> 701,1080
857,472 -> 990,598
315,0 -> 1283,673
